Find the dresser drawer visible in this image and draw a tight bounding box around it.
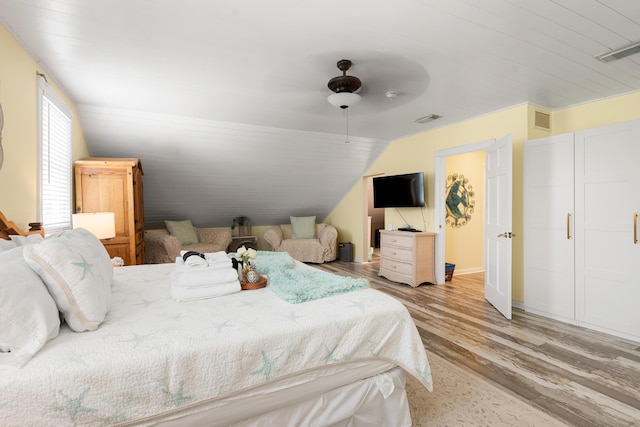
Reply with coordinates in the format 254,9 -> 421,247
380,257 -> 414,276
380,233 -> 414,250
380,246 -> 414,263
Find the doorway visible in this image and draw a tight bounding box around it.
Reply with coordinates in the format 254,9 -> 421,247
363,175 -> 384,263
443,150 -> 487,284
435,135 -> 513,319
435,139 -> 494,283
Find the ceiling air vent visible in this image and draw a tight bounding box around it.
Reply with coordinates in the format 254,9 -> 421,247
534,111 -> 551,131
595,40 -> 640,63
414,114 -> 440,124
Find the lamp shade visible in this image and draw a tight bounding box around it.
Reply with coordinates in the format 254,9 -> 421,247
327,92 -> 361,109
72,212 -> 116,239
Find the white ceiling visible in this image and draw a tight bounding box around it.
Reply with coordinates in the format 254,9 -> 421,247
2,0 -> 640,227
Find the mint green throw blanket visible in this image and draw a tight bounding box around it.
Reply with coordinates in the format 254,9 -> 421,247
233,251 -> 369,303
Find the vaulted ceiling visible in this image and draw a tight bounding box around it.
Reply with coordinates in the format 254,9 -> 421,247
2,0 -> 639,226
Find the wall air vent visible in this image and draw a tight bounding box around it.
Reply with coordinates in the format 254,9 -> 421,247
534,111 -> 551,131
595,40 -> 640,63
414,114 -> 440,124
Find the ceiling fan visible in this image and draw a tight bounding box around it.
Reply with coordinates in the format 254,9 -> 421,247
327,59 -> 362,110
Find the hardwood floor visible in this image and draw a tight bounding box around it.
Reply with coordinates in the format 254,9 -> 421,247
313,257 -> 640,427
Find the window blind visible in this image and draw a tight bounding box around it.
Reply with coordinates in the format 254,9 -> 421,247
39,77 -> 73,235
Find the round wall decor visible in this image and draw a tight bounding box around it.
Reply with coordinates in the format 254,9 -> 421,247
445,173 -> 475,228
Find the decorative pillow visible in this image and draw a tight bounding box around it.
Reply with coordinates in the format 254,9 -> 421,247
165,220 -> 199,245
0,246 -> 60,370
290,216 -> 317,239
0,238 -> 16,253
23,228 -> 113,332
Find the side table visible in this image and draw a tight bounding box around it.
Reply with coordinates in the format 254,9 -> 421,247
228,235 -> 258,252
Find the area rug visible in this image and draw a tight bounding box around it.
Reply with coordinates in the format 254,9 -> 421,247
407,351 -> 568,426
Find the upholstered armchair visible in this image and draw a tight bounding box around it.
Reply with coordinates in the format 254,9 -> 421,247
264,223 -> 337,263
145,223 -> 232,264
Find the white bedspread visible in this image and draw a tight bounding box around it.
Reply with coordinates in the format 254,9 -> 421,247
1,263 -> 432,426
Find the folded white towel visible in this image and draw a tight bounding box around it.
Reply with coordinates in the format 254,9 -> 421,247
174,257 -> 233,271
171,280 -> 241,302
206,259 -> 233,269
170,265 -> 240,288
204,251 -> 229,263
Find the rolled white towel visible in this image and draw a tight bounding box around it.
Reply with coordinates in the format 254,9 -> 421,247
170,266 -> 240,288
171,280 -> 241,302
185,255 -> 208,268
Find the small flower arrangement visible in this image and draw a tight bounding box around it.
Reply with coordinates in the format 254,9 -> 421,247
236,245 -> 257,270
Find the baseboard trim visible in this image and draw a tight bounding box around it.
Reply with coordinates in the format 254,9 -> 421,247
453,267 -> 484,275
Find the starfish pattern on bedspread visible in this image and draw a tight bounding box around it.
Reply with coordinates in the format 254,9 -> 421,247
159,377 -> 193,407
211,320 -> 234,332
279,310 -> 305,323
119,332 -> 154,349
250,350 -> 282,380
56,387 -> 97,425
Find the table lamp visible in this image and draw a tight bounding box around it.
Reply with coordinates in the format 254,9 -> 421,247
72,212 -> 116,240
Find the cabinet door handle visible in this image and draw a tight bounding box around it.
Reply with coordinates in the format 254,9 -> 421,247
567,213 -> 571,240
634,213 -> 638,244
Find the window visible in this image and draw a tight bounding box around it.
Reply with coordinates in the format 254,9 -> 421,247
38,77 -> 73,235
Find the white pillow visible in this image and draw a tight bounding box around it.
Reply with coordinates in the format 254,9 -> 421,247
9,233 -> 44,246
0,238 -> 16,253
23,228 -> 113,332
0,246 -> 60,370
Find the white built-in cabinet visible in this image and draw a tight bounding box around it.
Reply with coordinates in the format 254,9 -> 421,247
524,119 -> 640,342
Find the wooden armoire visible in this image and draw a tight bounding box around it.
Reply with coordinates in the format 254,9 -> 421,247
74,158 -> 145,265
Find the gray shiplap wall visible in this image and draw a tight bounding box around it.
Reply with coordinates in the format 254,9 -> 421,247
79,105 -> 390,228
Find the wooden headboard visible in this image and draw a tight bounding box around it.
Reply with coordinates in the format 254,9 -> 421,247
0,211 -> 45,240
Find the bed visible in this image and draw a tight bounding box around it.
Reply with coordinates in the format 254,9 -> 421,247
0,212 -> 432,426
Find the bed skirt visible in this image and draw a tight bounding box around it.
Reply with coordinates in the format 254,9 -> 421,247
150,364 -> 410,427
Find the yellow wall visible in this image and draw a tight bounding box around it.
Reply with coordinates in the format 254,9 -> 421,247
551,91 -> 640,135
328,93 -> 640,303
0,24 -> 89,230
445,150 -> 485,272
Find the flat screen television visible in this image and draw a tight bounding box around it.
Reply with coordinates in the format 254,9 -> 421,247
373,172 -> 425,208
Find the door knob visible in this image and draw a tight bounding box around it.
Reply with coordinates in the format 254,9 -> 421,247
497,232 -> 516,238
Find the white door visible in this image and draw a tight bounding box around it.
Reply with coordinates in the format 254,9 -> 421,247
485,134 -> 513,319
523,133 -> 575,319
575,120 -> 640,337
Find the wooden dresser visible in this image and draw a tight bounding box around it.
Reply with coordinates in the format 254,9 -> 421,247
379,230 -> 436,287
74,158 -> 145,265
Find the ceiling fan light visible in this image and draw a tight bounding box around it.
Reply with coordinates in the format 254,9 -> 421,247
328,92 -> 361,109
